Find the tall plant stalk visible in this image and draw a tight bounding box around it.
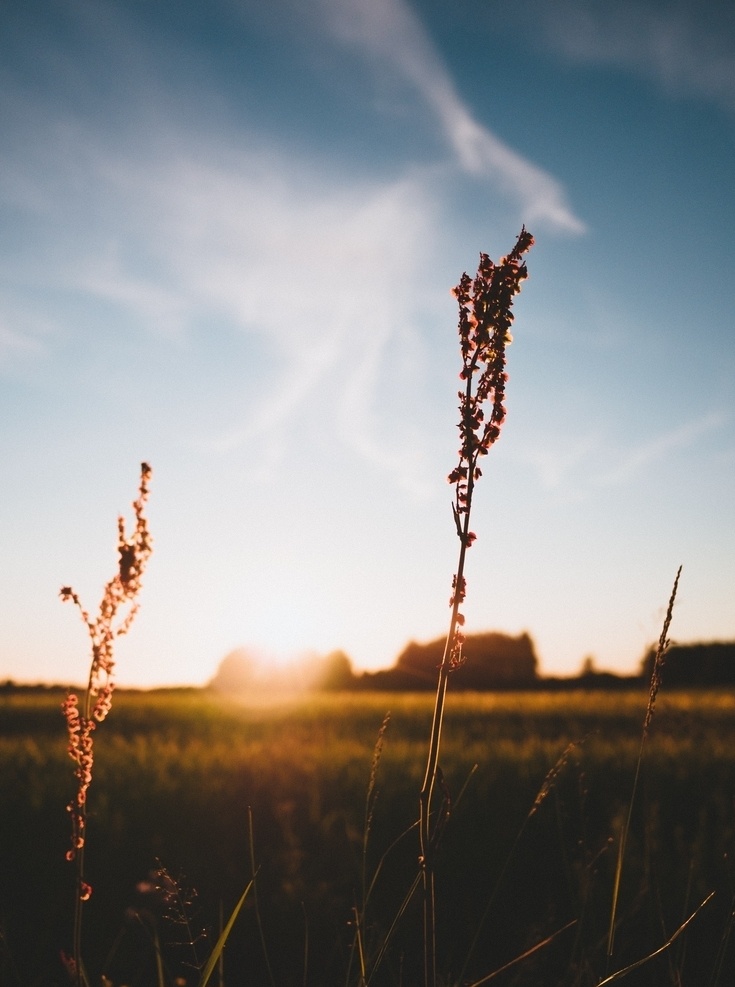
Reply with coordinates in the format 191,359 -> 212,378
606,565 -> 682,969
60,463 -> 153,984
418,230 -> 533,987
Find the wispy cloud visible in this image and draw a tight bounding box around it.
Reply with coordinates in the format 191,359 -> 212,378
593,412 -> 726,487
1,109 -> 444,492
119,148 -> 440,489
0,321 -> 45,362
534,0 -> 735,113
0,284 -> 59,364
515,431 -> 601,494
316,0 -> 585,233
72,250 -> 190,342
0,0 -> 470,496
517,412 -> 726,497
1,0 -> 581,494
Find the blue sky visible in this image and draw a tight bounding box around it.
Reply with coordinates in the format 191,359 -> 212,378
1,0 -> 733,687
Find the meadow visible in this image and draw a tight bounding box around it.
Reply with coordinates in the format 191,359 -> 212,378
2,687 -> 735,986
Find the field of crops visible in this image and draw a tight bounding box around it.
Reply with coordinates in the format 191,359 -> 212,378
2,687 -> 735,986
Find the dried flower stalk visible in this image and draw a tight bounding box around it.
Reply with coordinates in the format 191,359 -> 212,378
61,463 -> 153,981
419,230 -> 533,987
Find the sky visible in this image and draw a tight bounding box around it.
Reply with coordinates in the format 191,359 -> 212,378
1,0 -> 733,688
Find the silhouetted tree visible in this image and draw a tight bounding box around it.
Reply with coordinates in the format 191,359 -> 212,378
209,649 -> 256,692
381,631 -> 539,690
640,641 -> 735,687
579,655 -> 596,676
311,650 -> 356,690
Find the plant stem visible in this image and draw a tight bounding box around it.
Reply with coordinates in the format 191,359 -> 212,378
419,495 -> 472,987
418,231 -> 533,987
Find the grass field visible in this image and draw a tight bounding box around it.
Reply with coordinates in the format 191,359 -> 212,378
2,686 -> 735,986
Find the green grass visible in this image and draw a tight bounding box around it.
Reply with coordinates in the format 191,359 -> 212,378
2,687 -> 735,985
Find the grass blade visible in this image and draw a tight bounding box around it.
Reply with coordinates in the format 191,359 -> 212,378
196,880 -> 254,987
606,566 -> 681,966
466,920 -> 577,987
599,891 -> 715,986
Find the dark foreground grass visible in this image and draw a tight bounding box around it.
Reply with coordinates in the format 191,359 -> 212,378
2,688 -> 735,985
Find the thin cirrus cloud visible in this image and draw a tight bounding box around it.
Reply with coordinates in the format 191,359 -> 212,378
0,322 -> 44,362
24,132 -> 444,491
534,0 -> 735,112
592,412 -> 726,487
1,0 -> 586,493
0,14 -> 450,496
517,433 -> 602,493
131,153 -> 440,477
517,412 -> 726,496
315,0 -> 586,234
